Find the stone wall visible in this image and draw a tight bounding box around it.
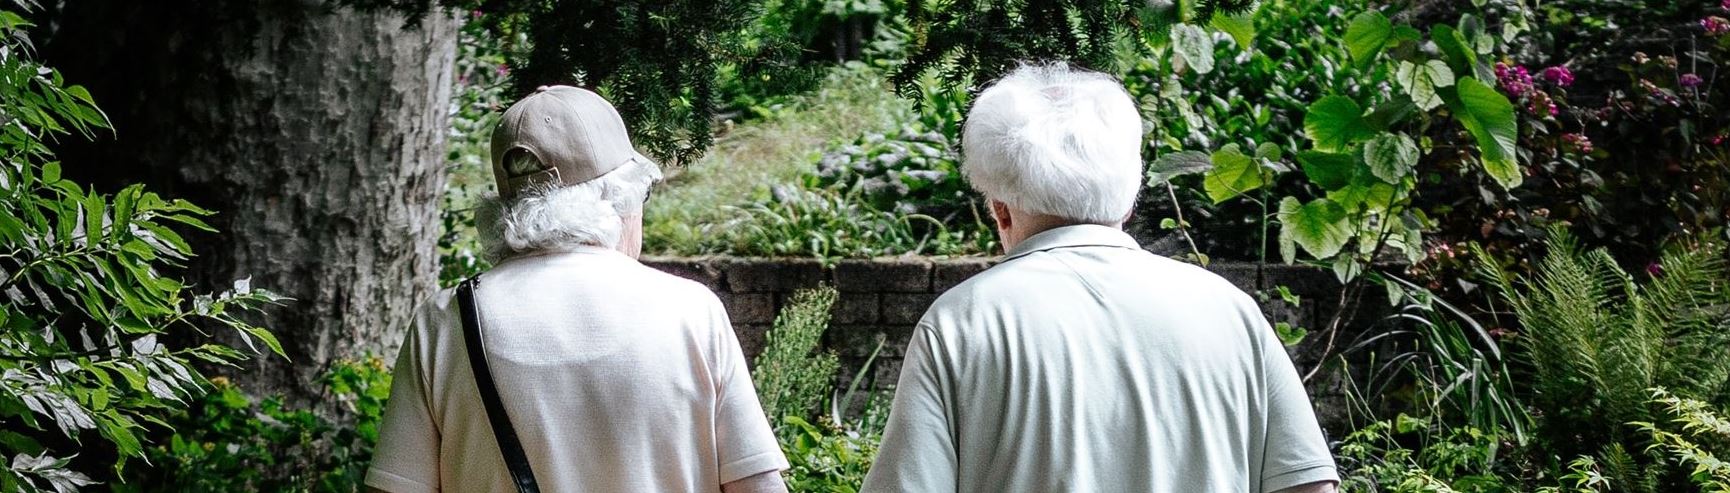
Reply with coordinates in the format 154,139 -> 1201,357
644,256 -> 1381,429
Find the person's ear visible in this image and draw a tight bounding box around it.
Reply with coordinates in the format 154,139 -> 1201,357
990,200 -> 1013,232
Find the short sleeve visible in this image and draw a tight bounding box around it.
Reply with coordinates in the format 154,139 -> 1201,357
366,304 -> 442,493
861,323 -> 958,493
1254,313 -> 1339,493
709,303 -> 790,484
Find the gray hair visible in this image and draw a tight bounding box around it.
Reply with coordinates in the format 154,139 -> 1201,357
961,62 -> 1144,223
476,156 -> 662,261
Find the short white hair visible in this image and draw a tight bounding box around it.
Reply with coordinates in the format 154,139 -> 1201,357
961,63 -> 1144,223
476,156 -> 662,261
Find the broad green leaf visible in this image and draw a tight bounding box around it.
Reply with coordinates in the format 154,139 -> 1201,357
1327,178 -> 1400,212
1170,24 -> 1216,74
1303,96 -> 1372,151
1211,12 -> 1255,49
1451,78 -> 1522,188
1344,11 -> 1393,67
1395,60 -> 1455,111
1278,197 -> 1351,260
1364,132 -> 1419,183
1332,256 -> 1364,282
1147,150 -> 1212,186
1254,142 -> 1282,162
1295,151 -> 1357,190
1202,144 -> 1266,203
1433,25 -> 1493,83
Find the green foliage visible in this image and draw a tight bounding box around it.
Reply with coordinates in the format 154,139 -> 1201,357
1350,275 -> 1531,445
753,287 -> 842,430
1479,230 -> 1730,459
116,357 -> 392,493
1338,414 -> 1514,493
1633,389 -> 1730,492
0,9 -> 283,491
437,16 -> 512,287
345,0 -> 810,164
750,286 -> 890,491
715,186 -> 991,261
893,0 -> 1256,97
810,126 -> 969,221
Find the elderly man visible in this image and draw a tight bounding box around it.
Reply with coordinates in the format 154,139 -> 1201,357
366,86 -> 788,493
861,64 -> 1339,493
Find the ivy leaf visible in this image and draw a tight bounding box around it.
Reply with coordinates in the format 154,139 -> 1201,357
1210,12 -> 1256,49
1147,150 -> 1213,186
1344,11 -> 1393,68
1296,151 -> 1357,190
1170,24 -> 1216,74
1395,60 -> 1455,111
1278,197 -> 1352,260
1451,78 -> 1522,188
1303,96 -> 1373,152
1364,132 -> 1419,183
1203,144 -> 1266,203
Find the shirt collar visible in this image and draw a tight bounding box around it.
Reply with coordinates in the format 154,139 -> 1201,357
1002,224 -> 1143,261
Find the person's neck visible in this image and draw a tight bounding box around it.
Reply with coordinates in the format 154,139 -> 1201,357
1004,214 -> 1121,250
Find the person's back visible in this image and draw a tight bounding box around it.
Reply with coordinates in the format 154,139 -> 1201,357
368,249 -> 782,492
367,85 -> 787,493
860,63 -> 1336,493
864,225 -> 1334,492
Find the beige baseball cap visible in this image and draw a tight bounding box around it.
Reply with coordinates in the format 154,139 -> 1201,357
489,85 -> 651,198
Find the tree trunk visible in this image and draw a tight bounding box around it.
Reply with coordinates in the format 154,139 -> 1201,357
41,0 -> 458,403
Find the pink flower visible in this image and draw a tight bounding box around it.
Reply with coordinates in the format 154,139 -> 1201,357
1723,0 -> 1730,10
1646,262 -> 1664,277
1681,73 -> 1704,88
1495,62 -> 1535,95
496,64 -> 510,77
1542,66 -> 1575,87
1705,16 -> 1730,36
1562,133 -> 1593,154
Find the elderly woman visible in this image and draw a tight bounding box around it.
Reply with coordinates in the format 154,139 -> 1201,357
366,86 -> 788,493
861,64 -> 1339,493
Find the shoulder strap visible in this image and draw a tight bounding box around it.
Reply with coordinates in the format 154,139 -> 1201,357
457,277 -> 541,493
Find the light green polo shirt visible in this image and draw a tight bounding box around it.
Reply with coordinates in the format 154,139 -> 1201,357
862,225 -> 1338,493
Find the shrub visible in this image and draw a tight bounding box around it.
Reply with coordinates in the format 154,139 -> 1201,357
115,357 -> 392,493
1633,388 -> 1730,492
750,286 -> 890,491
0,8 -> 282,491
1478,229 -> 1730,461
753,287 -> 842,431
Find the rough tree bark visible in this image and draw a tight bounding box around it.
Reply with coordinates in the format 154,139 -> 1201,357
41,0 -> 458,402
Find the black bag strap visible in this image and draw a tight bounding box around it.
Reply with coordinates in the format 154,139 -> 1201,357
457,277 -> 541,493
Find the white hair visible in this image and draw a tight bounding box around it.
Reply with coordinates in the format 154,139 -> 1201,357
961,62 -> 1144,224
476,156 -> 662,261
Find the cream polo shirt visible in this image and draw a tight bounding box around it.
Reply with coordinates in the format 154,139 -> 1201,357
365,248 -> 788,493
862,225 -> 1338,493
